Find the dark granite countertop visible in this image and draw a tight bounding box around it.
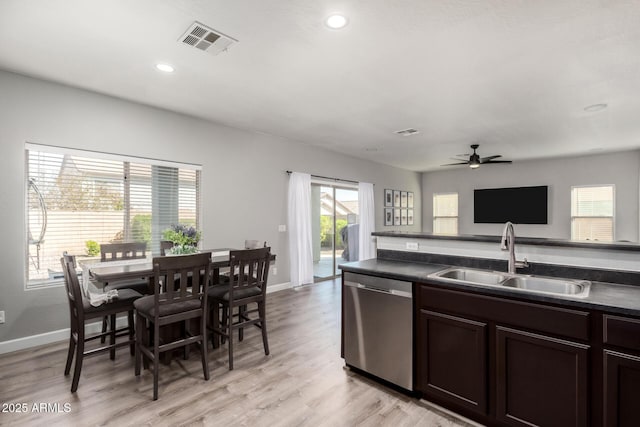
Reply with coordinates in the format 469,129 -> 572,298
340,259 -> 640,317
372,231 -> 640,252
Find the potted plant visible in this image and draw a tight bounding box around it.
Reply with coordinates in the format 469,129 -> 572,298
162,224 -> 201,255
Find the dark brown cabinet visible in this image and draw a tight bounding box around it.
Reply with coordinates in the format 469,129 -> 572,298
603,314 -> 640,426
416,282 -> 591,426
495,326 -> 589,427
416,309 -> 488,415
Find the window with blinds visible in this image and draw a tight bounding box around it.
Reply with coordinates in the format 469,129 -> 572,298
25,143 -> 201,288
571,185 -> 614,241
433,192 -> 458,234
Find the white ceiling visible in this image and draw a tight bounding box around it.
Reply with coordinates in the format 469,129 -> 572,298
1,0 -> 639,171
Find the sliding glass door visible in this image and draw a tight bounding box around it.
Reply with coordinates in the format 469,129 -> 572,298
311,183 -> 359,281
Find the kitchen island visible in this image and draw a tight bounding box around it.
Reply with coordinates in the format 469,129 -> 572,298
340,243 -> 640,426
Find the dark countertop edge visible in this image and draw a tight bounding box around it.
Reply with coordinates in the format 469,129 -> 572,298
372,231 -> 640,252
339,260 -> 640,317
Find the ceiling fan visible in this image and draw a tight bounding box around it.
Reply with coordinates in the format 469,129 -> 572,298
442,144 -> 512,169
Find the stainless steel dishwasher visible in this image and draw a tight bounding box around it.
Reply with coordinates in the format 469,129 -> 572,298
343,272 -> 413,391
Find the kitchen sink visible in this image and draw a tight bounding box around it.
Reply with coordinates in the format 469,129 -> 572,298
429,267 -> 590,298
501,276 -> 590,296
434,268 -> 506,286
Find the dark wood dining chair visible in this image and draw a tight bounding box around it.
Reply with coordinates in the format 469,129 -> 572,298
134,252 -> 212,400
100,242 -> 147,261
219,240 -> 266,284
208,247 -> 271,370
60,254 -> 142,392
100,242 -> 150,343
100,242 -> 149,294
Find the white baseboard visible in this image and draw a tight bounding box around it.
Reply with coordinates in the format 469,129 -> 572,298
267,281 -> 292,293
1,282 -> 292,355
0,318 -> 127,355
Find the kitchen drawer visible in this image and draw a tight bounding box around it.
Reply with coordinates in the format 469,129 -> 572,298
604,314 -> 640,352
418,283 -> 590,341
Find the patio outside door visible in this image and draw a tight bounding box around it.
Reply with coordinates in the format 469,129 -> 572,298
311,184 -> 359,281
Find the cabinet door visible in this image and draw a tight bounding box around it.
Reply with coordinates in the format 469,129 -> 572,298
604,350 -> 640,427
417,309 -> 488,415
496,326 -> 589,427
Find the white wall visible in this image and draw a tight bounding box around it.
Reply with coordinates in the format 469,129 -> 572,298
421,151 -> 640,241
0,70 -> 421,344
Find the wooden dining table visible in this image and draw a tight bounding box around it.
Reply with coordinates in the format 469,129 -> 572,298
88,248 -> 276,289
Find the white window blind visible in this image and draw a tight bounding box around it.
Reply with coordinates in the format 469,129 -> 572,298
25,144 -> 201,288
571,185 -> 614,241
433,192 -> 458,235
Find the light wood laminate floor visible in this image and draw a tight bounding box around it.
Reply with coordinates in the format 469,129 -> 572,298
0,279 -> 475,426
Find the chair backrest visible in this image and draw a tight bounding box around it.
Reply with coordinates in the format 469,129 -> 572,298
244,240 -> 267,249
228,247 -> 271,302
160,240 -> 174,256
100,242 -> 147,262
60,254 -> 84,324
151,252 -> 212,319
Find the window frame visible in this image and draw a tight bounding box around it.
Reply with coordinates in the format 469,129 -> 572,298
570,184 -> 615,242
433,192 -> 459,235
24,142 -> 202,290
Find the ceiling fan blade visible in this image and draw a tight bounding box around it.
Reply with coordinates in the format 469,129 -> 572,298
441,162 -> 470,166
483,160 -> 512,164
480,155 -> 501,162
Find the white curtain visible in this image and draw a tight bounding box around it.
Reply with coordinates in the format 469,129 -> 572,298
287,172 -> 314,286
358,182 -> 376,260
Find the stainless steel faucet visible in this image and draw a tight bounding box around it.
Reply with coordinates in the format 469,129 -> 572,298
501,221 -> 528,274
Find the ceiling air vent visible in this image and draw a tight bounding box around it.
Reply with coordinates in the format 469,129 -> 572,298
179,21 -> 237,55
394,128 -> 420,136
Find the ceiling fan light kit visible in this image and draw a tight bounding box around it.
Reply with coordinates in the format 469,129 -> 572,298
441,144 -> 512,169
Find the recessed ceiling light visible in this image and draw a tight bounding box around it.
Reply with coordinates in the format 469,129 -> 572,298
325,14 -> 348,29
155,63 -> 175,73
584,103 -> 607,112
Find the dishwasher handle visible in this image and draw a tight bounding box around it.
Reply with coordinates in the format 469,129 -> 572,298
345,281 -> 412,299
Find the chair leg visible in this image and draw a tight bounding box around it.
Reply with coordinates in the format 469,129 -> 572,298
143,318 -> 150,370
259,301 -> 269,355
221,306 -> 228,345
183,320 -> 189,360
109,314 -> 116,360
209,303 -> 220,349
101,316 -> 108,343
228,321 -> 234,371
135,313 -> 142,376
239,305 -> 245,342
71,329 -> 85,392
153,321 -> 160,401
128,310 -> 135,356
64,334 -> 76,376
200,315 -> 210,381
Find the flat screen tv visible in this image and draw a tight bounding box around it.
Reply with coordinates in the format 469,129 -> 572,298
474,185 -> 548,224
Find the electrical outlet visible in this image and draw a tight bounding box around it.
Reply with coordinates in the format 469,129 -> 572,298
272,267 -> 278,275
406,242 -> 419,250
0,311 -> 5,324
278,224 -> 287,232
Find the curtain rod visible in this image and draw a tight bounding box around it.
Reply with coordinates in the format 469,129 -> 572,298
286,170 -> 359,185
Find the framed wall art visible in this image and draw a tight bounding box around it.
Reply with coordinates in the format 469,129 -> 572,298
384,208 -> 393,226
384,189 -> 393,207
393,190 -> 401,207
